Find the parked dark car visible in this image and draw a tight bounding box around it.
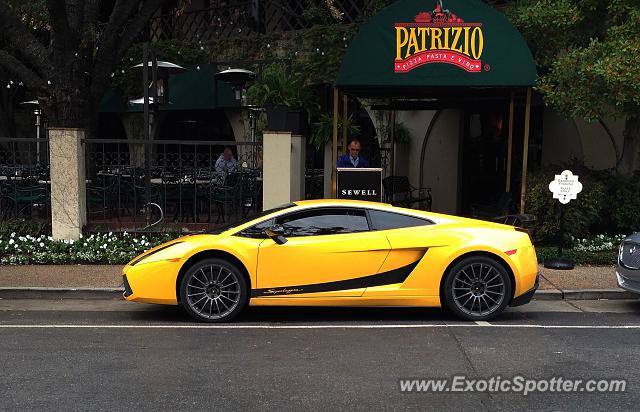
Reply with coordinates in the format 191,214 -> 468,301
617,233 -> 640,293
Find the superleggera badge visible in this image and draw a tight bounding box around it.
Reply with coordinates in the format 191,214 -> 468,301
263,288 -> 304,295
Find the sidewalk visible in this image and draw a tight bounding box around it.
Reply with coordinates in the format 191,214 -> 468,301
0,265 -> 124,288
0,264 -> 634,300
536,264 -> 637,300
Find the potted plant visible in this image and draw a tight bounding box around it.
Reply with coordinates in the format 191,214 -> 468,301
310,113 -> 361,150
247,63 -> 311,134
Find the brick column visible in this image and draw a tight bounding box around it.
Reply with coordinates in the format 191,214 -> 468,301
48,128 -> 86,240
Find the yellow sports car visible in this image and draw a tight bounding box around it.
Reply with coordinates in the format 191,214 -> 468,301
122,200 -> 539,322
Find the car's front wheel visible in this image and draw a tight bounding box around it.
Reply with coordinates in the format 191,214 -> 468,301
443,256 -> 512,321
180,258 -> 248,322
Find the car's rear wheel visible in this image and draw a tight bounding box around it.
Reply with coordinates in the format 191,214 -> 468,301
443,256 -> 512,321
180,258 -> 248,323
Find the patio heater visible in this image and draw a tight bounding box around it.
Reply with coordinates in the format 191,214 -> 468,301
132,59 -> 185,106
133,45 -> 185,226
19,100 -> 42,165
215,68 -> 257,168
215,68 -> 255,105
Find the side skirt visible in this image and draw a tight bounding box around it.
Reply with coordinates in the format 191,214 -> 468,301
249,296 -> 441,307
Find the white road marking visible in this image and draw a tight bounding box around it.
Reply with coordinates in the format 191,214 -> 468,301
474,321 -> 492,326
0,324 -> 639,330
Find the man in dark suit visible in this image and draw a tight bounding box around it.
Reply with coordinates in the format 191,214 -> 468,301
336,139 -> 370,168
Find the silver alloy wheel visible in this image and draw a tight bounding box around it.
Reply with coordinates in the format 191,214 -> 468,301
186,264 -> 241,320
451,262 -> 505,317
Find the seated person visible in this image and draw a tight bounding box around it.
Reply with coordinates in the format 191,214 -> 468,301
215,147 -> 238,174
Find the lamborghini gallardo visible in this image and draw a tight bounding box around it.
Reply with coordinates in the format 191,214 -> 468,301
122,200 -> 539,322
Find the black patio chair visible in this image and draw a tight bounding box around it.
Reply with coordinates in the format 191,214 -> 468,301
382,176 -> 432,211
240,171 -> 262,217
7,183 -> 48,218
470,192 -> 513,220
0,180 -> 13,221
159,173 -> 196,223
210,172 -> 242,224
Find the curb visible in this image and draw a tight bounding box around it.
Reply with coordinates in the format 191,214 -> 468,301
534,288 -> 637,301
0,287 -> 123,300
0,287 -> 635,301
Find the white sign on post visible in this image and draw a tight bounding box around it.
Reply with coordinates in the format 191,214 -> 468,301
548,170 -> 583,204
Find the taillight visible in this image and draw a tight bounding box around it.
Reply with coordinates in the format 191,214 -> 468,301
515,227 -> 533,244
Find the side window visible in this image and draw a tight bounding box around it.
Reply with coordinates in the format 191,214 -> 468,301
237,219 -> 273,239
276,208 -> 369,237
368,210 -> 432,231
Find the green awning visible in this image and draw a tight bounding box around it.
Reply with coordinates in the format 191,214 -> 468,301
335,0 -> 537,93
162,64 -> 236,111
99,64 -> 237,112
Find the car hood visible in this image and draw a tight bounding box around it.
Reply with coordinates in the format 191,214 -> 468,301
126,234 -> 220,267
624,232 -> 640,243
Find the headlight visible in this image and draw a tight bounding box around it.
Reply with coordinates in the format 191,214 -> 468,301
129,241 -> 184,266
619,243 -> 624,264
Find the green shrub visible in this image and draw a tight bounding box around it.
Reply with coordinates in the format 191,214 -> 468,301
525,168 -> 607,245
536,247 -> 617,266
0,221 -> 50,237
603,172 -> 640,234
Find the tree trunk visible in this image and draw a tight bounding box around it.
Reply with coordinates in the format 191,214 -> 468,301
618,115 -> 640,175
41,86 -> 89,129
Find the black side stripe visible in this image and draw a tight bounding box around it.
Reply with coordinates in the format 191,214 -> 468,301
251,256 -> 424,297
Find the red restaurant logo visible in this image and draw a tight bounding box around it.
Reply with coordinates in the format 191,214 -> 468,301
395,0 -> 485,73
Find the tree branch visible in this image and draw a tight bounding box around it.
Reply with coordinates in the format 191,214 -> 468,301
0,49 -> 46,89
47,0 -> 76,56
90,0 -> 165,102
65,0 -> 83,31
598,118 -> 622,165
83,0 -> 102,28
0,1 -> 51,77
116,0 -> 166,57
99,0 -> 142,48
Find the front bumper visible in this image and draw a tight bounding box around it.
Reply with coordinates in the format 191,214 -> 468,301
616,270 -> 640,294
121,259 -> 182,304
123,275 -> 133,298
510,272 -> 539,307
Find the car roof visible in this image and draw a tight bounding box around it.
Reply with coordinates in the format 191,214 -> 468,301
293,199 -> 394,209
291,199 -> 476,226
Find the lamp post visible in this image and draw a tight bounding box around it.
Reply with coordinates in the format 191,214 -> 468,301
20,100 -> 42,165
247,106 -> 263,169
132,44 -> 185,225
215,68 -> 256,167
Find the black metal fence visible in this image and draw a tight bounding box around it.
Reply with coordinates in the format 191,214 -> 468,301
84,138 -> 262,232
0,137 -> 51,223
150,0 -> 373,42
305,168 -> 324,199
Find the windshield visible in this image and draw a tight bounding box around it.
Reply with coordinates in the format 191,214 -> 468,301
205,203 -> 296,235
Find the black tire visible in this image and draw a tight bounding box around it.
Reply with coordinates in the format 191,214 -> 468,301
443,256 -> 512,321
179,258 -> 248,323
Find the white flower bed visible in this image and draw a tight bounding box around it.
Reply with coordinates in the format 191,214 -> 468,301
0,231 -> 173,265
571,234 -> 627,253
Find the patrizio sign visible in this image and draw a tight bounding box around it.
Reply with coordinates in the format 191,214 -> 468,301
395,0 -> 486,73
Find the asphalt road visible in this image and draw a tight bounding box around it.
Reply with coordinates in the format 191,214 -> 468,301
1,299 -> 640,411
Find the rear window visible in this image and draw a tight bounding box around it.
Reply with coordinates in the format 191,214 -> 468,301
368,210 -> 432,231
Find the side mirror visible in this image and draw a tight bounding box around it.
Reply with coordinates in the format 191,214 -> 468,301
265,224 -> 287,245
